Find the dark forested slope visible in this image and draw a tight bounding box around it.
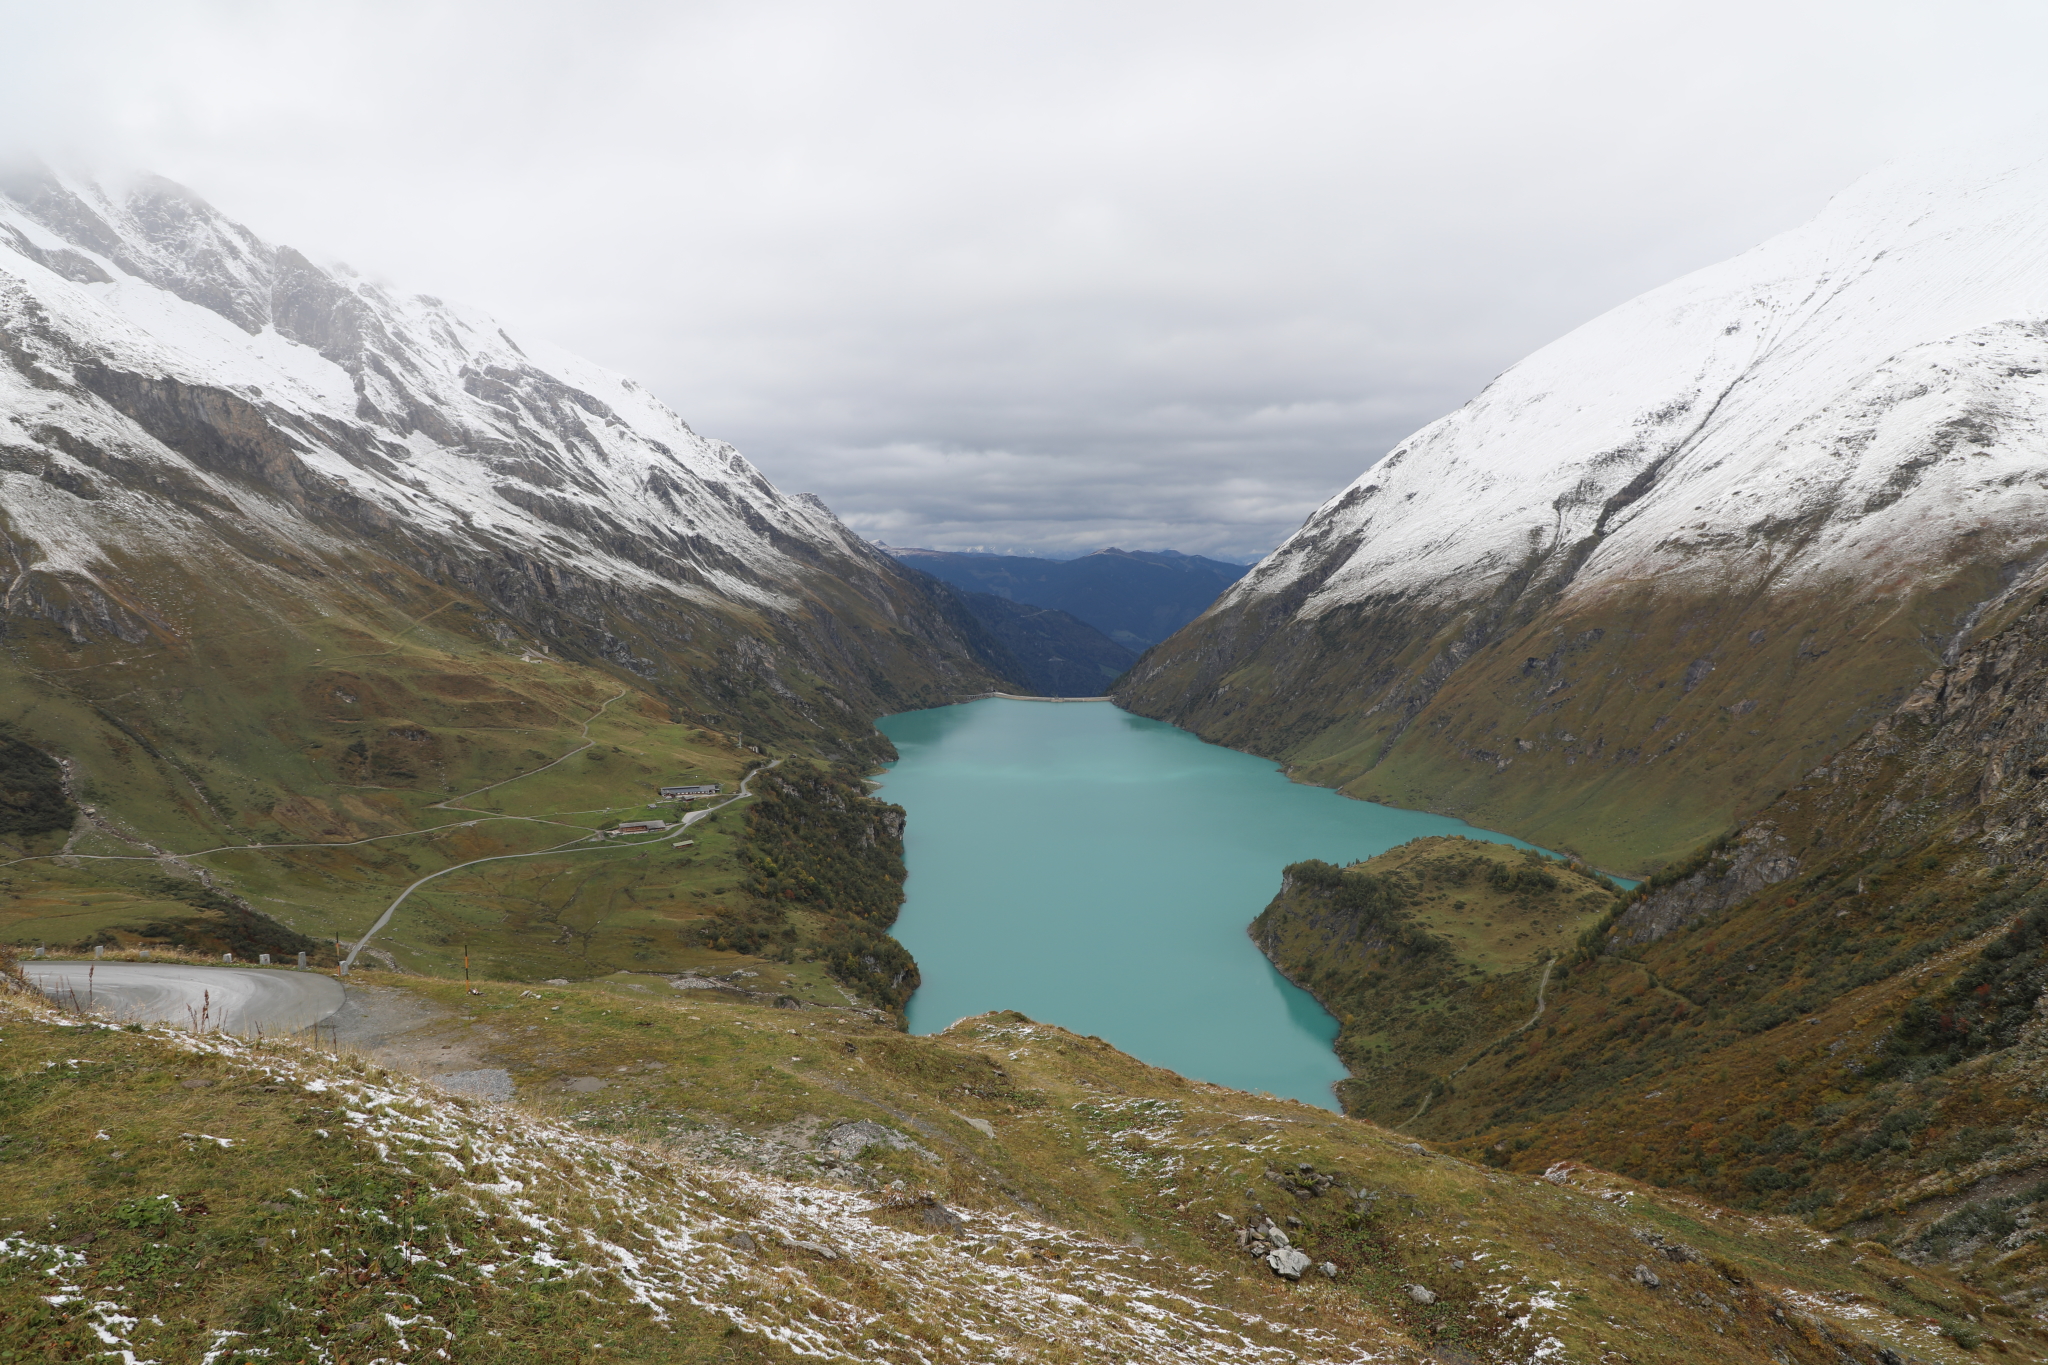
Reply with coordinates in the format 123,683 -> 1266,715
887,546 -> 1247,651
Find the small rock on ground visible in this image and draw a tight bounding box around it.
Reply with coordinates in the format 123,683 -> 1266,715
1267,1247 -> 1313,1280
784,1237 -> 840,1260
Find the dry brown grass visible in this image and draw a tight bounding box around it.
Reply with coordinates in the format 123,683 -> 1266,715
30,944 -> 253,966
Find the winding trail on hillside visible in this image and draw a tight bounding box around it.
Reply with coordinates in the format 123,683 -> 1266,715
338,758 -> 780,972
2,685 -> 770,978
1404,955 -> 1557,1129
430,689 -> 631,813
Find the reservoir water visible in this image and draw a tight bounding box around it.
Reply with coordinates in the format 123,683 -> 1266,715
876,698 -> 1542,1110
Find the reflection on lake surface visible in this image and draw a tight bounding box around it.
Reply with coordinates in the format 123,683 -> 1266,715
877,699 -> 1540,1109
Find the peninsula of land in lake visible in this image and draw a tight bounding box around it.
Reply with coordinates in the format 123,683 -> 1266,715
876,697 -> 1545,1107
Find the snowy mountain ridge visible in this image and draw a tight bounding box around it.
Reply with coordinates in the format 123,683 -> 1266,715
1118,159 -> 2048,872
0,169 -> 868,617
1232,159 -> 2048,622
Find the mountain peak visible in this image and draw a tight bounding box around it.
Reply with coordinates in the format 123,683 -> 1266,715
1118,156 -> 2048,873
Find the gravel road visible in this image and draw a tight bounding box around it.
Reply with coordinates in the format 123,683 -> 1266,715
24,961 -> 346,1036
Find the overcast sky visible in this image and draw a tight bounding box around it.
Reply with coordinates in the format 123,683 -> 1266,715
7,2 -> 2048,560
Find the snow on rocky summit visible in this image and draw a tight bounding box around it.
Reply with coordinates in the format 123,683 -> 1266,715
0,168 -> 876,616
1230,158 -> 2048,622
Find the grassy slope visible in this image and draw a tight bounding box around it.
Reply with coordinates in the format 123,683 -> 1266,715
4,975 -> 2023,1365
0,561 -> 938,1009
1407,861 -> 2048,1310
1118,561 -> 2004,876
1241,597 -> 2048,1321
1251,837 -> 1623,1122
1259,843 -> 2048,1318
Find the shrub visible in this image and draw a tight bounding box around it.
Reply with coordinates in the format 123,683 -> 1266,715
111,1194 -> 181,1231
0,733 -> 74,837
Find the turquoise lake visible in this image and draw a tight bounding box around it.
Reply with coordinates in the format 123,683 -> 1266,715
875,698 -> 1543,1110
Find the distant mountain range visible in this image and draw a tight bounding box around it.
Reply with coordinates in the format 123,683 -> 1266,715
883,546 -> 1249,652
940,589 -> 1134,697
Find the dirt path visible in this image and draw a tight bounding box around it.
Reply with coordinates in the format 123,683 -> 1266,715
1403,955 -> 1556,1129
338,759 -> 781,972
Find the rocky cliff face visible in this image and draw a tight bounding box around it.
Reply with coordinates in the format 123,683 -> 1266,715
1117,160 -> 2048,874
0,168 -> 1015,743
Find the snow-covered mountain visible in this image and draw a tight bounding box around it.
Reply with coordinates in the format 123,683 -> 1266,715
1117,160 -> 2048,874
0,169 -> 1009,728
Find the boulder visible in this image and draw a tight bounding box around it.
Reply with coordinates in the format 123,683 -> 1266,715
783,1237 -> 840,1261
1632,1263 -> 1662,1289
1318,1261 -> 1339,1279
917,1201 -> 966,1235
1404,1283 -> 1438,1305
1267,1247 -> 1313,1280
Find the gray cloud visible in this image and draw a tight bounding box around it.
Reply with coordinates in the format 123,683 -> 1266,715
7,1 -> 2048,559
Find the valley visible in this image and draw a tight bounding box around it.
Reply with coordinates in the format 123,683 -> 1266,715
15,151 -> 2048,1364
887,547 -> 1248,652
0,168 -> 1012,1010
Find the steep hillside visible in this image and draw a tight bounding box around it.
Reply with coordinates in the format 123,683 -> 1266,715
947,590 -> 1134,696
1252,589 -> 2048,1314
887,547 -> 1247,651
0,169 -> 1014,975
1251,838 -> 1624,1119
5,969 -> 2026,1364
1118,159 -> 2048,875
